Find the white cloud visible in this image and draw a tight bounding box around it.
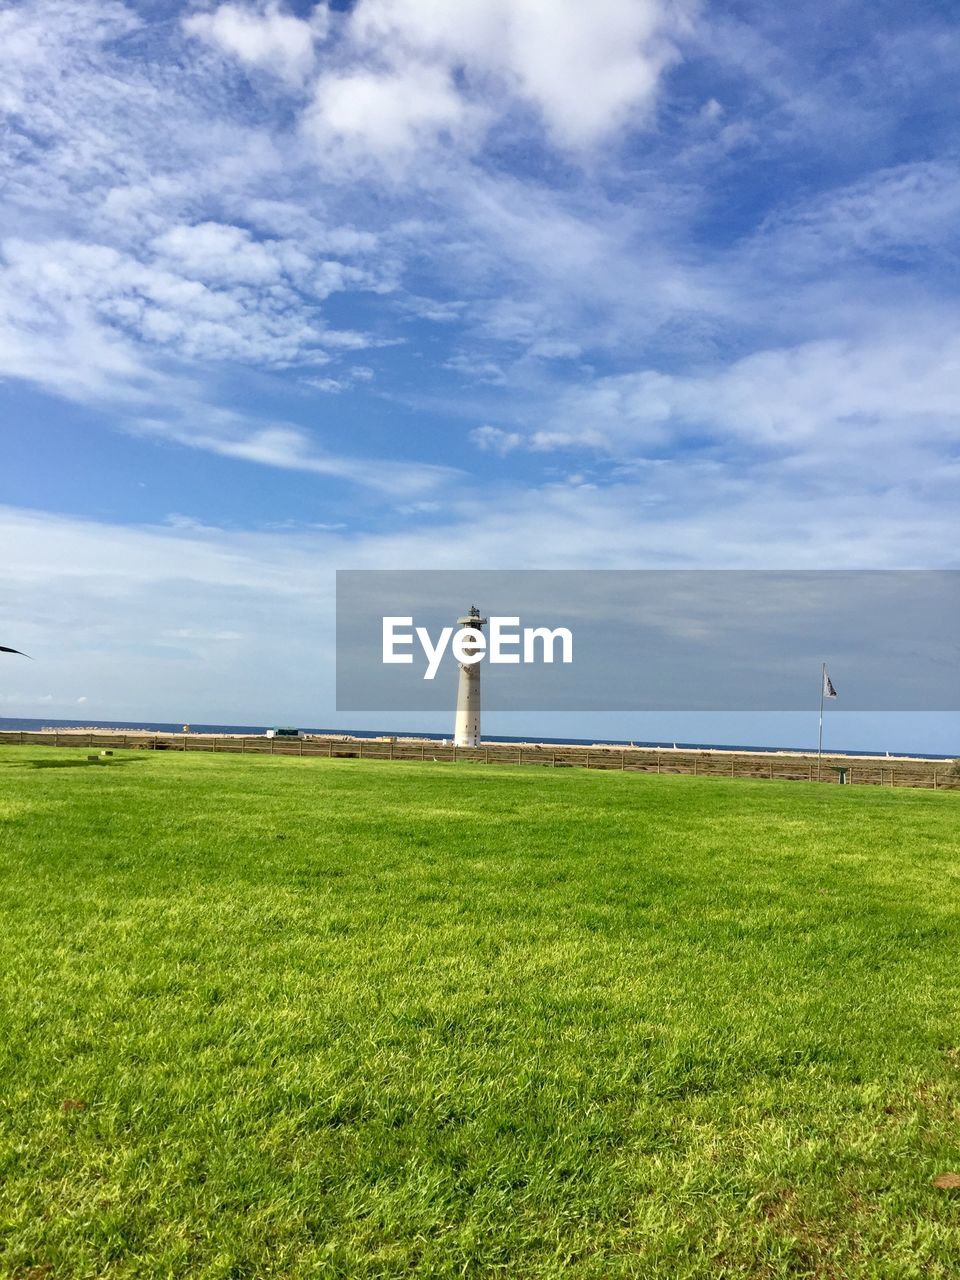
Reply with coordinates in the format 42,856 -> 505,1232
302,364 -> 374,394
343,0 -> 690,149
0,243 -> 151,404
508,324 -> 960,512
304,377 -> 347,394
182,2 -> 327,87
526,338 -> 582,360
0,224 -> 396,399
755,161 -> 960,270
0,235 -> 328,369
305,63 -> 475,161
138,421 -> 458,499
443,354 -> 507,384
188,0 -> 691,164
153,221 -> 292,284
470,425 -> 523,455
0,1 -> 141,115
549,330 -> 960,456
0,234 -> 451,499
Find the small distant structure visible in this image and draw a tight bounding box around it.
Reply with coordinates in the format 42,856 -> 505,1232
267,726 -> 300,739
453,605 -> 487,747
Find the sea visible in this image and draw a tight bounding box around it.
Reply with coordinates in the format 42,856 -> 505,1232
0,717 -> 952,761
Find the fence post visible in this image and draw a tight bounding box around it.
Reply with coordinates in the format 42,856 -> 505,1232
657,754 -> 661,774
934,770 -> 938,790
517,748 -> 522,766
693,757 -> 698,776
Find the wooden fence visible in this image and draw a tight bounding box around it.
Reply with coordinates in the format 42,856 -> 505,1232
1,730 -> 957,791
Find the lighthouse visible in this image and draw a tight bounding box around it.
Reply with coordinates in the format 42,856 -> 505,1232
453,605 -> 487,746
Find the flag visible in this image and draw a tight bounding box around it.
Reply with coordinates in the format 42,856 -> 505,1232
823,669 -> 837,699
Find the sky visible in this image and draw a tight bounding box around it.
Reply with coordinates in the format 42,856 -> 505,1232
1,0 -> 958,751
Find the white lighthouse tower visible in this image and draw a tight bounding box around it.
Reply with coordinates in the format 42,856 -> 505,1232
453,605 -> 487,747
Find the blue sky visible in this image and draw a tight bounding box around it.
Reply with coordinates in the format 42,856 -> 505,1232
1,0 -> 958,750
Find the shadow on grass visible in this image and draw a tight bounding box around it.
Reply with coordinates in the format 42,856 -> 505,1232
6,757 -> 152,770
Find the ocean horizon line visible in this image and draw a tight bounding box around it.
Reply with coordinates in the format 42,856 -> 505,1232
1,716 -> 953,762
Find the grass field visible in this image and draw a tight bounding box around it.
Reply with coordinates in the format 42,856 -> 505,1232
1,747 -> 960,1278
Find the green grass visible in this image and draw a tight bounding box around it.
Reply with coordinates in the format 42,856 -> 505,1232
1,747 -> 960,1278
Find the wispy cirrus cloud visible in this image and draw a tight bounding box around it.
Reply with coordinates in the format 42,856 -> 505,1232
0,236 -> 449,499
140,421 -> 457,499
463,320 -> 960,518
751,160 -> 960,272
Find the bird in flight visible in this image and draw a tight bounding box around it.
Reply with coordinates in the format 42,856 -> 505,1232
1,645 -> 31,658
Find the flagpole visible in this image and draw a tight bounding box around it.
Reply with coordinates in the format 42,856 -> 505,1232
817,661 -> 825,780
